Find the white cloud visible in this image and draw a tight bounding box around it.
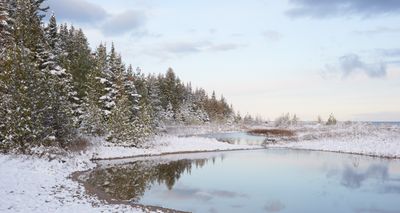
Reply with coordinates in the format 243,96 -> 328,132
286,0 -> 400,18
101,10 -> 147,36
324,54 -> 387,79
262,30 -> 283,42
46,0 -> 108,23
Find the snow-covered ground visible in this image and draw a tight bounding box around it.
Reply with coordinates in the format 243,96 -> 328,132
268,122 -> 400,158
0,154 -> 148,213
0,130 -> 258,213
91,135 -> 256,160
2,122 -> 400,213
162,124 -> 243,136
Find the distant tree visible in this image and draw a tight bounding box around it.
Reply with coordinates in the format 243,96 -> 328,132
317,115 -> 323,124
274,113 -> 291,127
243,114 -> 254,124
326,114 -> 337,125
235,112 -> 242,123
291,114 -> 299,125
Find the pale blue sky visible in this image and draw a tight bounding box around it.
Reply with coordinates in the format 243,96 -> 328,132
45,0 -> 400,121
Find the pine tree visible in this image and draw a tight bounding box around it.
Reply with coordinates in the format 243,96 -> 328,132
83,44 -> 108,135
1,0 -> 79,151
0,0 -> 14,55
146,74 -> 163,127
108,92 -> 141,146
45,13 -> 62,61
61,26 -> 92,99
1,0 -> 239,151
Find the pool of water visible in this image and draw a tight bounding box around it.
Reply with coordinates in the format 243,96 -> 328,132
196,132 -> 267,145
84,149 -> 400,213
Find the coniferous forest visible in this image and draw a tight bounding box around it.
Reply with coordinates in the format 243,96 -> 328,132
0,0 -> 237,152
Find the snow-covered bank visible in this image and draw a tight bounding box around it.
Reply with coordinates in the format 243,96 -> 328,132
267,122 -> 400,158
163,124 -> 243,136
0,154 -> 146,213
0,131 -> 259,213
91,135 -> 257,160
2,122 -> 399,213
270,138 -> 400,158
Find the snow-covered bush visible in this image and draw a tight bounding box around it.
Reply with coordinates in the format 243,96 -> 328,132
274,113 -> 300,127
326,114 -> 337,125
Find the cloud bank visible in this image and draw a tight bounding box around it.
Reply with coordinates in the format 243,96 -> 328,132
141,41 -> 243,61
286,0 -> 400,18
47,0 -> 148,37
326,54 -> 387,78
46,0 -> 108,23
354,27 -> 400,36
101,10 -> 147,36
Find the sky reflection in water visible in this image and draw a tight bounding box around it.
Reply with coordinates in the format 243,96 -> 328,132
87,149 -> 400,213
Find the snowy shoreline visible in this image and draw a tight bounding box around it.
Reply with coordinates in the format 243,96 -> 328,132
266,122 -> 400,159
269,141 -> 400,159
1,122 -> 400,212
90,134 -> 257,160
0,132 -> 259,213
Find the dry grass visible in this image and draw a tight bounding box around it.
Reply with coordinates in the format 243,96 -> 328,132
248,129 -> 296,137
67,137 -> 91,152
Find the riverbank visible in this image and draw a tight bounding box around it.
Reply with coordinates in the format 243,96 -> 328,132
2,122 -> 400,212
263,122 -> 400,158
0,126 -> 259,213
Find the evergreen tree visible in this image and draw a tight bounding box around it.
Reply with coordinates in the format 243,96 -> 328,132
0,0 -> 239,152
0,0 -> 78,151
45,13 -> 62,61
61,26 -> 92,99
108,92 -> 141,146
146,74 -> 163,127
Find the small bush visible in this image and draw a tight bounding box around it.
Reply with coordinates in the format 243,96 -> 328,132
248,129 -> 295,137
274,113 -> 300,127
326,114 -> 337,125
66,137 -> 91,152
274,113 -> 291,126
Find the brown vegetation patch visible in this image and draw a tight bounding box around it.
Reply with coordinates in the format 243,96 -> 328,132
67,137 -> 91,152
248,129 -> 295,137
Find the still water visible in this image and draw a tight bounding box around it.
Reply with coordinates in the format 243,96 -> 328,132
85,149 -> 400,213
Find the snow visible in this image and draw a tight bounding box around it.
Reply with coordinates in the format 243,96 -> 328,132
267,122 -> 400,158
91,135 -> 257,160
0,128 -> 259,212
49,69 -> 66,76
271,137 -> 400,158
0,154 -> 145,213
2,122 -> 399,213
96,77 -> 108,84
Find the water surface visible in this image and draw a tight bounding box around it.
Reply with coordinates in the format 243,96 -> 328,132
85,149 -> 400,213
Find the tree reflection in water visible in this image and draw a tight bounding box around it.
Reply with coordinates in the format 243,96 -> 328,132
86,158 -> 210,202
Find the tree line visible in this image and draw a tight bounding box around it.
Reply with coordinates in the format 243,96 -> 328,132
0,0 -> 237,152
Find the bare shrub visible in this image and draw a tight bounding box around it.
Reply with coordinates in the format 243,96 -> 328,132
67,137 -> 91,152
248,129 -> 296,137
